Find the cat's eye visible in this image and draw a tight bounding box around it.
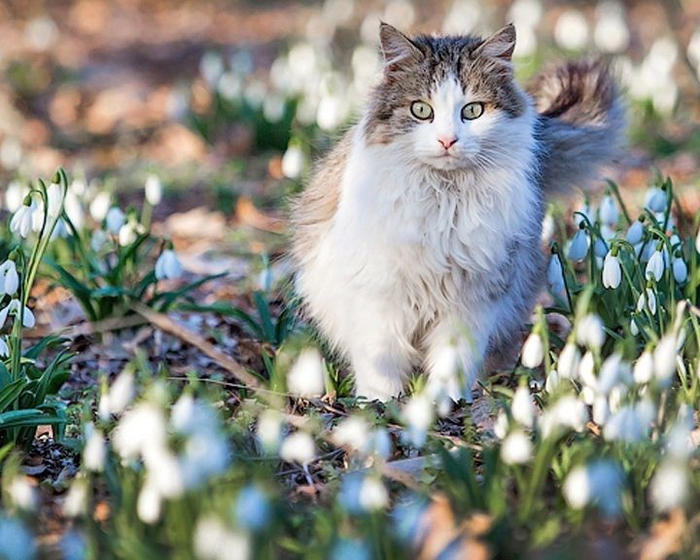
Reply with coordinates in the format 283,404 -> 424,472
461,102 -> 484,121
410,101 -> 434,121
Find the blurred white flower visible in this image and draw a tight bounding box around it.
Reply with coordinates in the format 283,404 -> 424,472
554,9 -> 589,51
90,192 -> 111,222
594,1 -> 629,53
645,250 -> 664,281
113,403 -> 167,462
636,288 -> 657,315
118,223 -> 137,246
567,229 -> 589,261
137,480 -> 162,524
511,386 -> 535,428
46,183 -> 64,219
633,350 -> 654,384
99,371 -> 135,421
279,431 -> 315,464
194,517 -> 250,560
257,409 -> 284,454
625,220 -> 644,245
493,409 -> 508,440
604,402 -> 654,443
145,175 -> 163,206
104,207 -> 125,235
359,476 -> 389,511
282,145 -> 305,179
155,249 -> 184,281
545,370 -> 560,393
602,251 -> 621,289
540,395 -> 587,438
574,203 -> 593,226
563,460 -> 623,515
547,254 -> 565,293
287,348 -> 326,399
0,260 -> 19,297
369,427 -> 392,459
83,425 -> 107,472
645,187 -> 667,213
333,416 -> 370,454
235,485 -> 270,532
593,237 -> 608,259
651,461 -> 688,512
5,181 -> 25,212
200,52 -> 225,88
630,317 -> 639,336
576,313 -> 605,349
557,342 -> 580,380
653,335 -> 677,386
63,478 -> 88,518
597,352 -> 630,395
592,395 -> 610,425
7,476 -> 37,511
672,257 -> 687,284
521,332 -> 544,368
91,229 -> 108,252
500,430 -> 532,465
599,195 -> 618,226
402,393 -> 434,447
10,199 -> 38,238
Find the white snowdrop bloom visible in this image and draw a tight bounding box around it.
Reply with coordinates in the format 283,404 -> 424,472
91,229 -> 108,252
118,223 -> 137,246
180,435 -> 228,490
645,250 -> 664,281
593,237 -> 608,259
113,403 -> 167,462
155,249 -> 184,281
101,370 -> 135,418
199,52 -> 225,88
0,337 -> 8,358
592,395 -> 609,425
46,183 -> 64,219
369,427 -> 392,459
630,317 -> 639,336
500,430 -> 532,465
0,299 -> 34,330
602,251 -> 621,289
194,516 -> 250,560
63,190 -> 85,230
144,175 -> 162,206
4,181 -> 25,212
10,200 -> 38,238
281,145 -> 305,179
636,289 -> 657,315
402,393 -> 434,447
666,420 -> 692,459
333,416 -> 370,454
567,229 -> 589,261
576,314 -> 606,350
279,431 -> 315,464
89,192 -> 111,222
257,409 -> 284,453
555,9 -> 589,51
594,2 -> 629,53
563,465 -> 590,509
547,254 -> 565,293
493,409 -> 508,440
557,342 -> 581,380
625,220 -> 644,245
604,403 -> 653,443
599,195 -> 619,226
83,425 -> 107,472
511,386 -> 535,428
508,0 -> 542,29
287,348 -> 325,398
645,187 -> 667,213
104,207 -> 125,235
521,332 -> 544,368
640,241 -> 655,263
171,393 -> 217,436
359,476 -> 389,511
563,461 -> 623,515
235,485 -> 270,532
633,350 -> 654,384
578,351 -> 596,390
63,478 -> 88,518
137,480 -> 162,525
7,476 -> 37,511
651,461 -> 688,512
0,260 -> 19,297
653,335 -> 677,386
545,370 -> 560,394
608,385 -> 626,413
316,94 -> 345,131
540,396 -> 587,438
598,353 -> 630,395
672,257 -> 688,284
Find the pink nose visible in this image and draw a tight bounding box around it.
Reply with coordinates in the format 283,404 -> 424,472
437,135 -> 458,150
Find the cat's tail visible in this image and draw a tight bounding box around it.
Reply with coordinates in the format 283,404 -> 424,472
529,59 -> 625,196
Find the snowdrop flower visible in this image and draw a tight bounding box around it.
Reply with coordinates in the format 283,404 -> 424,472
630,317 -> 639,336
281,145 -> 305,179
511,386 -> 535,428
199,52 -> 225,87
493,410 -> 508,440
155,249 -> 184,281
0,337 -> 8,358
539,395 -> 587,438
104,207 -> 125,235
645,186 -> 667,213
633,350 -> 654,384
194,518 -> 250,560
545,370 -> 560,393
46,183 -> 64,219
597,352 -> 630,395
521,332 -> 544,368
286,348 -> 325,398
359,476 -> 389,511
637,288 -> 657,315
555,9 -> 589,51
63,478 -> 88,518
593,237 -> 608,259
333,416 -> 370,454
402,393 -> 434,447
112,403 -> 167,462
0,299 -> 34,330
10,199 -> 38,238
563,461 -> 624,516
137,480 -> 162,524
602,251 -> 621,289
500,430 -> 532,465
653,334 -> 677,386
625,220 -> 644,245
574,203 -> 593,226
604,402 -> 654,443
91,229 -> 108,252
144,174 -> 162,206
257,409 -> 284,454
651,461 -> 688,512
369,427 -> 392,459
672,257 -> 687,284
7,476 -> 37,511
645,249 -> 665,281
0,260 -> 19,297
0,516 -> 36,560
98,370 -> 135,421
83,425 -> 106,472
599,195 -> 619,226
235,485 -> 270,532
89,191 -> 111,222
118,223 -> 137,246
557,342 -> 580,380
279,431 -> 315,464
567,228 -> 589,261
696,226 -> 700,254
576,313 -> 605,349
592,395 -> 609,425
547,253 -> 565,293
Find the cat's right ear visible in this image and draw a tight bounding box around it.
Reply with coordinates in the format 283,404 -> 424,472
379,22 -> 424,71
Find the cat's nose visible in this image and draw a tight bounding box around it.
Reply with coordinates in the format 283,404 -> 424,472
437,135 -> 458,150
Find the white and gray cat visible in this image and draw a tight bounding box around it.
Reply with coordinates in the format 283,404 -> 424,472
291,23 -> 624,401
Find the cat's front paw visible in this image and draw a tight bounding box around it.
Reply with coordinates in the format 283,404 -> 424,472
354,376 -> 405,402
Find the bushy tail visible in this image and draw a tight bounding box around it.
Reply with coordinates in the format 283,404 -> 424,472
529,59 -> 625,195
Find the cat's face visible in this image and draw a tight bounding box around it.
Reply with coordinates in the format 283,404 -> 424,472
366,24 -> 530,172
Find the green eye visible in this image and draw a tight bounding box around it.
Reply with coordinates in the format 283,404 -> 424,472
461,102 -> 484,121
410,101 -> 434,121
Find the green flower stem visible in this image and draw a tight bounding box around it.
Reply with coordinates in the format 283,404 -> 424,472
606,179 -> 632,226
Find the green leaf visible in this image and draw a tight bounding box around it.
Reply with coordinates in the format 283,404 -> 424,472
0,379 -> 28,413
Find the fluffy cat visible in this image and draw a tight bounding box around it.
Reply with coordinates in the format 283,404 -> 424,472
291,23 -> 623,402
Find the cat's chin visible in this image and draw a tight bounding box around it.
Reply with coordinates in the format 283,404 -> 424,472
421,155 -> 467,171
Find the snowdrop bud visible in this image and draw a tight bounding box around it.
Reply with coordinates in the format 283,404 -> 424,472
279,431 -> 315,464
105,371 -> 135,417
567,229 -> 589,261
256,410 -> 283,454
281,145 -> 305,179
46,183 -> 64,219
105,207 -> 125,235
625,220 -> 644,245
637,288 -> 657,315
83,426 -> 107,472
154,249 -> 184,281
653,335 -> 677,386
557,342 -> 581,380
651,461 -> 688,512
592,395 -> 609,425
672,257 -> 687,284
333,416 -> 370,454
21,305 -> 35,329
645,250 -> 664,281
286,348 -> 325,398
630,317 -> 639,336
521,332 -> 544,368
576,314 -> 606,349
118,223 -> 137,246
511,386 -> 535,428
144,175 -> 162,206
0,260 -> 19,297
602,251 -> 621,289
599,195 -> 619,226
563,465 -> 590,509
359,477 -> 389,511
137,481 -> 162,524
493,410 -> 508,440
633,350 -> 654,384
7,476 -> 37,511
545,370 -> 560,393
10,200 -> 38,238
402,393 -> 434,447
500,431 -> 532,465
578,351 -> 596,390
547,254 -> 565,293
645,187 -> 667,213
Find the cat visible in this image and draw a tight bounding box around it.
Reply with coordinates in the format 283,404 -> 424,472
290,23 -> 623,402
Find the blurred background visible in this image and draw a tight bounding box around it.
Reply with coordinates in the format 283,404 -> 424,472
0,0 -> 698,217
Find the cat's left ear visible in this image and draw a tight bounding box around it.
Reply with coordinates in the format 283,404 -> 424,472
379,22 -> 424,71
474,24 -> 516,63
